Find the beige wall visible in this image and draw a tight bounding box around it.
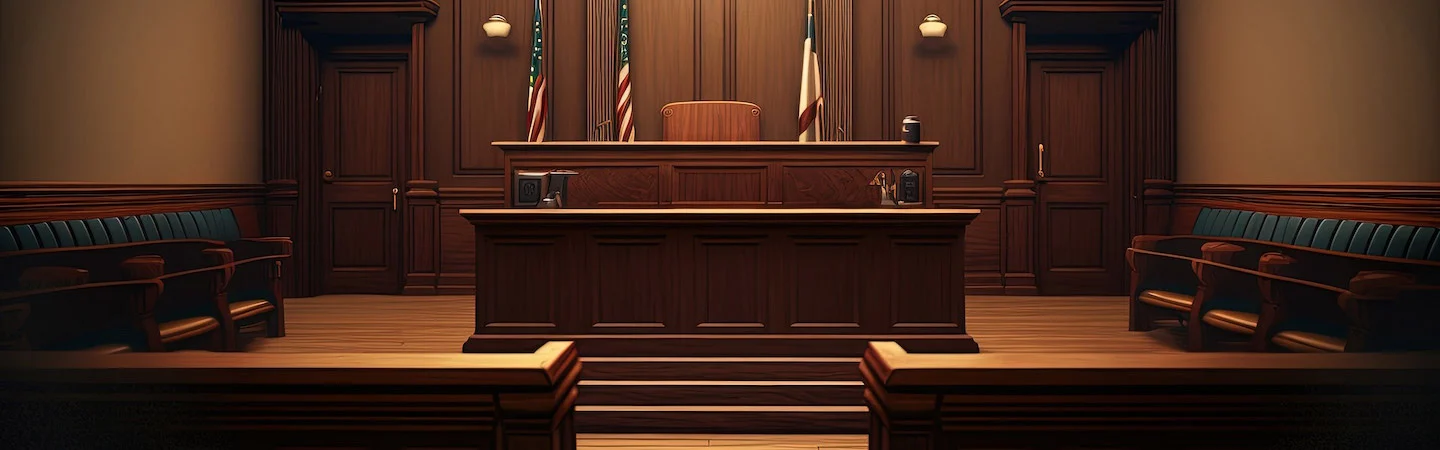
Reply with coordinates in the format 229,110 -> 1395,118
0,0 -> 262,184
1177,0 -> 1440,184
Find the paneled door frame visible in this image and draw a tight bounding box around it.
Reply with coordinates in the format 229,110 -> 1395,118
1002,0 -> 1178,295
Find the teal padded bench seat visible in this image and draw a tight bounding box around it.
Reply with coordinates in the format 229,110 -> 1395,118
0,209 -> 244,253
1186,207 -> 1440,262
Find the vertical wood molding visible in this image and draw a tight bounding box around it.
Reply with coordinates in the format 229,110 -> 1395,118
1007,20 -> 1028,181
880,0 -> 894,140
818,0 -> 853,141
263,0 -> 319,298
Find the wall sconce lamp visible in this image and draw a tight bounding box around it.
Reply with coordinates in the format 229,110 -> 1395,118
483,15 -> 511,38
919,14 -> 947,38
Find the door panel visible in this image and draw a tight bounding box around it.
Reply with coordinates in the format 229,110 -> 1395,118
320,60 -> 405,294
1031,60 -> 1125,295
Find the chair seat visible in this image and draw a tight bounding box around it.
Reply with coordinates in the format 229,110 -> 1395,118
1138,290 -> 1194,312
229,299 -> 275,320
1273,330 -> 1347,353
158,316 -> 219,344
88,343 -> 133,354
1202,309 -> 1259,335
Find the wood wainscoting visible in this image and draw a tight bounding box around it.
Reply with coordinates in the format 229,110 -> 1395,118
1171,183 -> 1440,233
263,0 -> 1179,297
0,183 -> 266,233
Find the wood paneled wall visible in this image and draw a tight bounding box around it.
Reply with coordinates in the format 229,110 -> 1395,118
0,183 -> 266,236
264,0 -> 1178,296
406,0 -> 1025,294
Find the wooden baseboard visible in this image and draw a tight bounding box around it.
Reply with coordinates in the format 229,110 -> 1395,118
0,182 -> 268,235
462,334 -> 981,357
1171,182 -> 1440,234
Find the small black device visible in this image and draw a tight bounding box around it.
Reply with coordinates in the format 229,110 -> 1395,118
513,171 -> 548,207
901,116 -> 921,144
898,169 -> 921,203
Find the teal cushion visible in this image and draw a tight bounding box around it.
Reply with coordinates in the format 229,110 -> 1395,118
1347,223 -> 1377,253
67,220 -> 93,246
33,222 -> 59,248
216,209 -> 242,241
121,216 -> 147,242
1384,226 -> 1416,258
160,213 -> 183,238
1409,228 -> 1437,260
14,224 -> 41,250
0,227 -> 17,252
1274,217 -> 1302,243
1429,235 -> 1440,261
101,218 -> 128,244
1365,224 -> 1395,256
48,221 -> 75,247
1216,210 -> 1242,237
1309,219 -> 1339,249
84,219 -> 110,245
1199,209 -> 1228,235
178,212 -> 200,238
1242,213 -> 1268,239
1292,218 -> 1320,246
191,211 -> 213,239
1191,208 -> 1216,235
1329,220 -> 1359,251
1256,215 -> 1279,241
1229,211 -> 1256,237
138,215 -> 161,240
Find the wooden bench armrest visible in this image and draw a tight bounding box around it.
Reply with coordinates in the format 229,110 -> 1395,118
230,237 -> 292,263
0,279 -> 163,303
1129,247 -> 1349,295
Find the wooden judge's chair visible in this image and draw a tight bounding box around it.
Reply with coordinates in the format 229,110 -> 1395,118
661,101 -> 761,141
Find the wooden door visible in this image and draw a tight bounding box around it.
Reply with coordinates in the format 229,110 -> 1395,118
1030,59 -> 1126,295
319,60 -> 406,294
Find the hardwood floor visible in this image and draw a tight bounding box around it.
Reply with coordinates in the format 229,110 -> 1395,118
245,295 -> 1184,353
242,294 -> 1182,445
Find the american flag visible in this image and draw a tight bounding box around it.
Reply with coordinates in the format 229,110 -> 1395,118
526,0 -> 547,142
798,0 -> 823,141
616,0 -> 635,142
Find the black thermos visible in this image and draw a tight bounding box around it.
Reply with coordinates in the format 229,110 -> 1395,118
902,116 -> 921,143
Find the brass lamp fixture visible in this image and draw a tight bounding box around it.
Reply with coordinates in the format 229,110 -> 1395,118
483,15 -> 511,38
919,14 -> 947,38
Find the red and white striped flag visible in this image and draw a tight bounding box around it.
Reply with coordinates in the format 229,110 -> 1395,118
798,0 -> 823,141
616,0 -> 635,141
526,0 -> 548,142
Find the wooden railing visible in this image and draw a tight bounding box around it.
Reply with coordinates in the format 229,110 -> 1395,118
0,342 -> 581,449
861,342 -> 1440,449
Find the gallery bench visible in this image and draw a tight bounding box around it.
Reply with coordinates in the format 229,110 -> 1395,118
0,342 -> 581,449
0,207 -> 291,347
1130,247 -> 1439,352
860,342 -> 1440,449
1,251 -> 236,352
1129,208 -> 1440,341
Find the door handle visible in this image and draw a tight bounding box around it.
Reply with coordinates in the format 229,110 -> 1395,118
392,187 -> 399,211
1037,144 -> 1046,179
322,170 -> 335,182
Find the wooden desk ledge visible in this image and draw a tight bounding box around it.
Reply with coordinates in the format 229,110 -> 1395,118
0,341 -> 579,386
459,208 -> 985,226
861,341 -> 1440,387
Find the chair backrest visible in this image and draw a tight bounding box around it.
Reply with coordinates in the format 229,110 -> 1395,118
0,208 -> 243,253
1187,207 -> 1440,262
661,101 -> 761,141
